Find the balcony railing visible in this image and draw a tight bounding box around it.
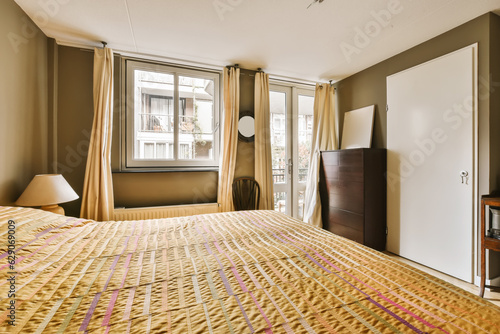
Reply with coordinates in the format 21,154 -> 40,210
298,168 -> 308,182
139,113 -> 173,132
139,114 -> 208,133
272,168 -> 308,183
273,169 -> 285,183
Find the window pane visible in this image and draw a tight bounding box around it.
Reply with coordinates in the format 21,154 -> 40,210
156,143 -> 167,159
274,192 -> 287,213
168,143 -> 174,159
178,76 -> 214,160
126,60 -> 220,169
270,91 -> 286,184
134,70 -> 174,160
144,143 -> 154,159
298,95 -> 314,182
180,143 -> 191,159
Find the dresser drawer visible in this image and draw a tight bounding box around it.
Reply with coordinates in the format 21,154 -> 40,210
321,151 -> 339,166
337,166 -> 363,182
339,149 -> 363,166
327,181 -> 364,214
329,208 -> 364,231
324,165 -> 340,181
323,165 -> 363,182
331,224 -> 364,244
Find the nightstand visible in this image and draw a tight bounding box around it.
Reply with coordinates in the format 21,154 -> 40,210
479,194 -> 500,297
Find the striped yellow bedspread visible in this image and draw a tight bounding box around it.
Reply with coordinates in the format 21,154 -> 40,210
1,206 -> 499,333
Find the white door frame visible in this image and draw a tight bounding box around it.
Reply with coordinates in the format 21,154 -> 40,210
270,84 -> 293,216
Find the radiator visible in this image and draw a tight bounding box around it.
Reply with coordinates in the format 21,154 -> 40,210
113,203 -> 220,220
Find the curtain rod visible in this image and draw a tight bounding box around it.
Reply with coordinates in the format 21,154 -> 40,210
61,40 -> 325,85
270,76 -> 331,87
318,80 -> 336,89
225,65 -> 264,77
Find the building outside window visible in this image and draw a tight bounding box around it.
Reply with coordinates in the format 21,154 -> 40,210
124,60 -> 220,169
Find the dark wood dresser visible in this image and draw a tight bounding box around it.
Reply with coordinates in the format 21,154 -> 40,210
319,148 -> 387,251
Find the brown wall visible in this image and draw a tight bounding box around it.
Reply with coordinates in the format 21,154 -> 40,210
488,14 -> 500,278
53,46 -> 94,216
490,14 -> 500,201
112,170 -> 218,211
235,68 -> 255,179
334,12 -> 500,278
0,1 -> 49,205
113,172 -> 218,208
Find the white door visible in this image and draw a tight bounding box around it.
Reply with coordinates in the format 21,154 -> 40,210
270,84 -> 314,219
386,45 -> 476,282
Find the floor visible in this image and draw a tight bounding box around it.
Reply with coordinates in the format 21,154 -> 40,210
384,252 -> 500,308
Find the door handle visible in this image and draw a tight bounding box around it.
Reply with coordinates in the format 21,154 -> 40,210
288,158 -> 293,174
460,170 -> 469,184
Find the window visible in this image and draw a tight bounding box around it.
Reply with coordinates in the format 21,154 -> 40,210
142,142 -> 169,159
124,59 -> 220,169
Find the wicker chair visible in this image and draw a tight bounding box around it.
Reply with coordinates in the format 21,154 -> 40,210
232,177 -> 260,211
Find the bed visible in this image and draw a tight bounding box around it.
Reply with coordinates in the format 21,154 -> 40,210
1,206 -> 500,333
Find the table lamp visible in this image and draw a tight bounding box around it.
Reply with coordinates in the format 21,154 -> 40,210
16,174 -> 79,215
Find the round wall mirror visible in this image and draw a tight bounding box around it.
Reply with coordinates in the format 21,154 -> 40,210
238,111 -> 255,142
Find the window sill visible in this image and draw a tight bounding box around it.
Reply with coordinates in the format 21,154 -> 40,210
113,167 -> 219,173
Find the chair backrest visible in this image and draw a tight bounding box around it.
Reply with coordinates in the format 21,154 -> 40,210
232,177 -> 260,211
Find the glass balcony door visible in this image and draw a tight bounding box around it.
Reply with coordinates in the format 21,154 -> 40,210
270,84 -> 314,219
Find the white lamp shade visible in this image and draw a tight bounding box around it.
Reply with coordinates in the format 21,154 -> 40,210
16,174 -> 79,206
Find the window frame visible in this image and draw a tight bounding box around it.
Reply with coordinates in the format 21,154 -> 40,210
122,59 -> 221,171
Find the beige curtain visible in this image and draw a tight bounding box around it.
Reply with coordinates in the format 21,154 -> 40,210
218,67 -> 240,212
303,83 -> 337,227
254,72 -> 274,210
80,47 -> 114,221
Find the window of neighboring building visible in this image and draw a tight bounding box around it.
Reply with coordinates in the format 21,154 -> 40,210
124,59 -> 220,170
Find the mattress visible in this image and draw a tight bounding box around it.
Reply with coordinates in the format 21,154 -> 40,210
1,206 -> 499,333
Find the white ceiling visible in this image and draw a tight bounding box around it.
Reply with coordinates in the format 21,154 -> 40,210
14,0 -> 500,83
